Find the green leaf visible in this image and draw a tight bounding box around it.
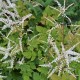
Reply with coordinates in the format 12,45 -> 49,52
62,73 -> 76,80
0,78 -> 3,80
28,38 -> 39,48
22,73 -> 30,80
31,51 -> 36,61
20,63 -> 32,77
36,26 -> 47,33
43,6 -> 59,19
22,51 -> 32,59
62,73 -> 69,80
33,72 -> 41,80
45,0 -> 53,6
37,67 -> 48,74
50,74 -> 61,80
29,62 -> 36,69
38,33 -> 47,42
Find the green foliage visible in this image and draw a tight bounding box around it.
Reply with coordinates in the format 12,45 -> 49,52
0,0 -> 80,80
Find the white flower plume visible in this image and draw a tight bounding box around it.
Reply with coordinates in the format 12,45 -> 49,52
50,0 -> 74,23
0,0 -> 32,69
0,40 -> 22,68
40,34 -> 80,78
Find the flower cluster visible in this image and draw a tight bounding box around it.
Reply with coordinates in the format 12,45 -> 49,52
0,0 -> 80,79
40,34 -> 80,78
0,0 -> 32,69
39,0 -> 80,78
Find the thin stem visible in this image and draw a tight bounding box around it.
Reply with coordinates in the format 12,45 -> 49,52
61,23 -> 64,45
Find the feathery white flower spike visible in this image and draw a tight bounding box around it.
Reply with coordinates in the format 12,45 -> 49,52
0,75 -> 7,78
47,67 -> 57,78
50,0 -> 74,23
39,63 -> 52,68
7,58 -> 14,68
17,57 -> 24,65
3,58 -> 14,69
19,37 -> 23,52
40,37 -> 80,78
0,0 -> 32,70
48,34 -> 59,56
0,40 -> 12,61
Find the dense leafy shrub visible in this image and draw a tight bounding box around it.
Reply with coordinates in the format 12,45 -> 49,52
0,0 -> 80,80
